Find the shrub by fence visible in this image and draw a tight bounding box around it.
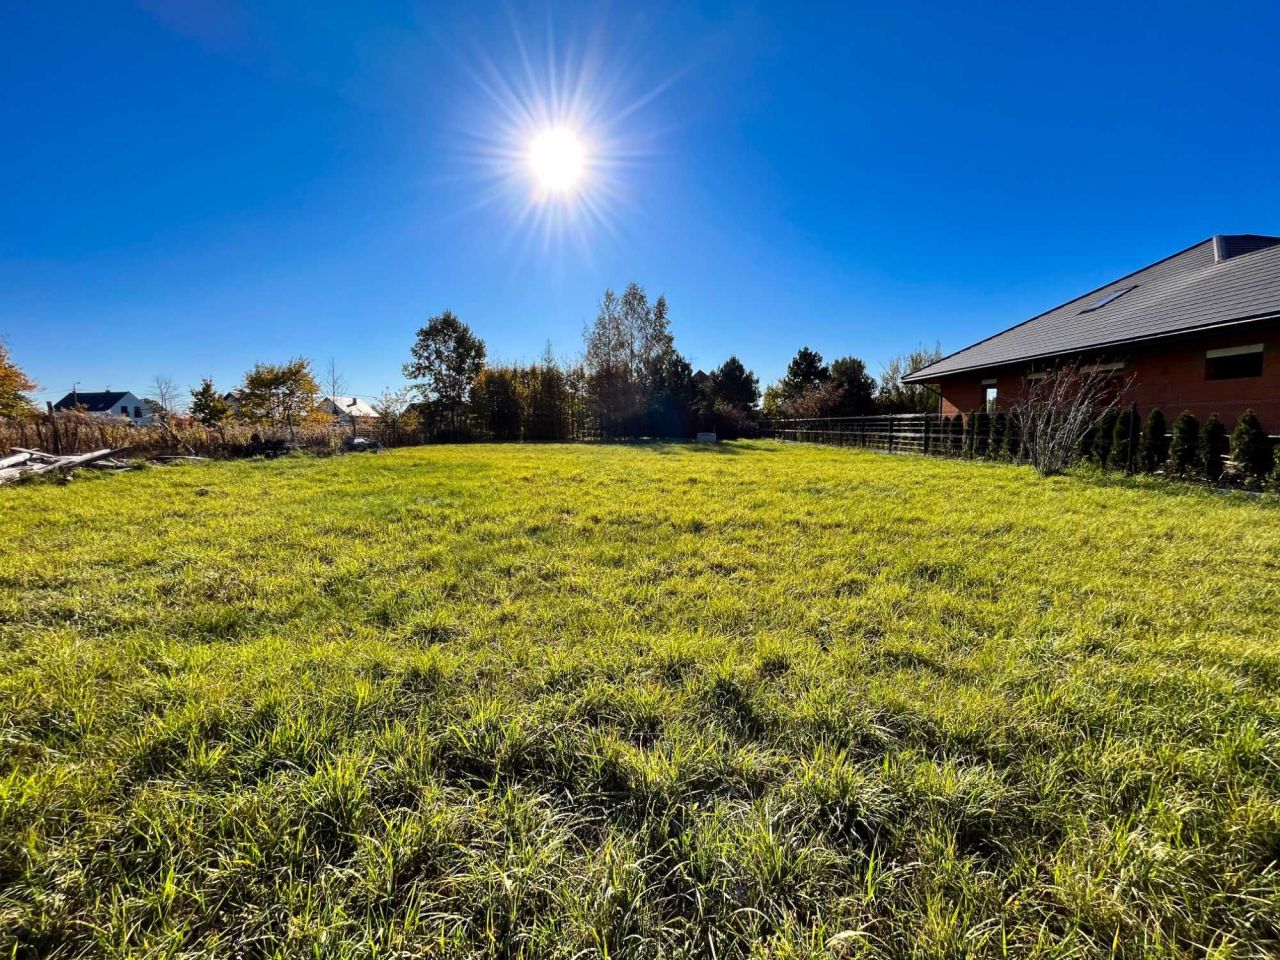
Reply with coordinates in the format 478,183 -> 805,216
763,406 -> 1280,488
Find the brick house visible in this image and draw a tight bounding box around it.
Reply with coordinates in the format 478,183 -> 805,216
904,235 -> 1280,431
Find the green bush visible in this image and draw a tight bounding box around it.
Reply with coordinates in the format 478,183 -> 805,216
949,412 -> 964,453
1229,409 -> 1274,487
988,411 -> 1008,459
1078,422 -> 1096,462
971,410 -> 990,456
1168,411 -> 1199,477
1139,408 -> 1168,473
1199,414 -> 1229,482
1005,411 -> 1022,460
963,410 -> 978,457
1092,409 -> 1119,469
1110,406 -> 1140,473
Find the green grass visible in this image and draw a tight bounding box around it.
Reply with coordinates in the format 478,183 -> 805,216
2,441 -> 1279,959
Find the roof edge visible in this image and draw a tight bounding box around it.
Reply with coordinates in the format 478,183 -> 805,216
901,234 -> 1231,383
902,310 -> 1280,382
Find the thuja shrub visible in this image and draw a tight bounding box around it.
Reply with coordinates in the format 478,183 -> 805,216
1092,409 -> 1119,469
963,411 -> 978,457
1229,409 -> 1274,487
971,410 -> 990,456
1005,411 -> 1021,460
988,411 -> 1007,459
1199,413 -> 1229,482
949,413 -> 964,453
1168,411 -> 1200,477
1139,408 -> 1168,473
1110,406 -> 1140,473
1077,422 -> 1096,462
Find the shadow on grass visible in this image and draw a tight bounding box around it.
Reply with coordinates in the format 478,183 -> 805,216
1065,464 -> 1279,507
641,439 -> 780,456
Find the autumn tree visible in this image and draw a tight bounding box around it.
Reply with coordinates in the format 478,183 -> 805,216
371,388 -> 421,446
238,358 -> 320,437
0,340 -> 36,417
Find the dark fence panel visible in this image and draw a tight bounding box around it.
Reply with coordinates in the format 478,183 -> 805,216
761,413 -> 950,456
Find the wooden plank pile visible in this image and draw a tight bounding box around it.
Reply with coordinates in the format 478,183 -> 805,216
0,447 -> 134,485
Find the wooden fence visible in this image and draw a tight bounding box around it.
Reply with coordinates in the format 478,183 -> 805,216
762,413 -> 952,456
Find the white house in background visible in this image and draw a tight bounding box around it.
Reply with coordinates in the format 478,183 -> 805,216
52,390 -> 153,425
317,395 -> 378,425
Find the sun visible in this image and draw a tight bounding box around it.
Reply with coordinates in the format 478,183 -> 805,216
528,128 -> 586,193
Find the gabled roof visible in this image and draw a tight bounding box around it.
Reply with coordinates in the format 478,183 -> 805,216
904,235 -> 1280,382
52,390 -> 132,412
320,395 -> 377,418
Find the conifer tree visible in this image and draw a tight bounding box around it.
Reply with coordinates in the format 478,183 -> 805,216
1092,409 -> 1119,468
1139,408 -> 1168,473
1198,413 -> 1229,482
189,378 -> 230,427
971,410 -> 991,456
988,411 -> 1007,459
1167,411 -> 1199,477
1005,411 -> 1021,460
1229,409 -> 1274,486
1110,406 -> 1140,473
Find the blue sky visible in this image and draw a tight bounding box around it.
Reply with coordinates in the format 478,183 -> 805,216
4,1 -> 1280,405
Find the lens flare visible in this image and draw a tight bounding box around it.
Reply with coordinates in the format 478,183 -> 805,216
528,128 -> 586,193
445,13 -> 677,264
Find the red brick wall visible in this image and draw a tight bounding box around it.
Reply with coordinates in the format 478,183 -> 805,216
933,321 -> 1280,430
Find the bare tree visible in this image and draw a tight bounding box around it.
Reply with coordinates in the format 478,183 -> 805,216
324,357 -> 347,400
147,375 -> 184,421
1011,361 -> 1133,475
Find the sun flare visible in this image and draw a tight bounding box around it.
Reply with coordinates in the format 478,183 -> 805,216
528,128 -> 586,193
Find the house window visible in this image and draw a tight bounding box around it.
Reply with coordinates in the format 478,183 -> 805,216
983,379 -> 997,412
120,405 -> 129,415
1205,343 -> 1263,380
134,406 -> 143,418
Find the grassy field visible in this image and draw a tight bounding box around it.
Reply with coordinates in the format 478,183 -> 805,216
2,442 -> 1279,959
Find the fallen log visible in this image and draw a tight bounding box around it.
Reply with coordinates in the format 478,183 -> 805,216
0,447 -> 131,484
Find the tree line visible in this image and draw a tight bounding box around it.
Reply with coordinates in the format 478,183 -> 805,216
395,283 -> 943,442
0,286 -> 941,441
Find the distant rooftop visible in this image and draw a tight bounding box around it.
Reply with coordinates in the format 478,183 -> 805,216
904,235 -> 1280,381
52,390 -> 132,412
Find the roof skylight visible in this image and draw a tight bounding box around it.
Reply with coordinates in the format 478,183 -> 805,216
1080,284 -> 1137,313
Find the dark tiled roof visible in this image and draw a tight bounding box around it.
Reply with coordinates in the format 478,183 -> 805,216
904,235 -> 1280,381
52,390 -> 130,412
